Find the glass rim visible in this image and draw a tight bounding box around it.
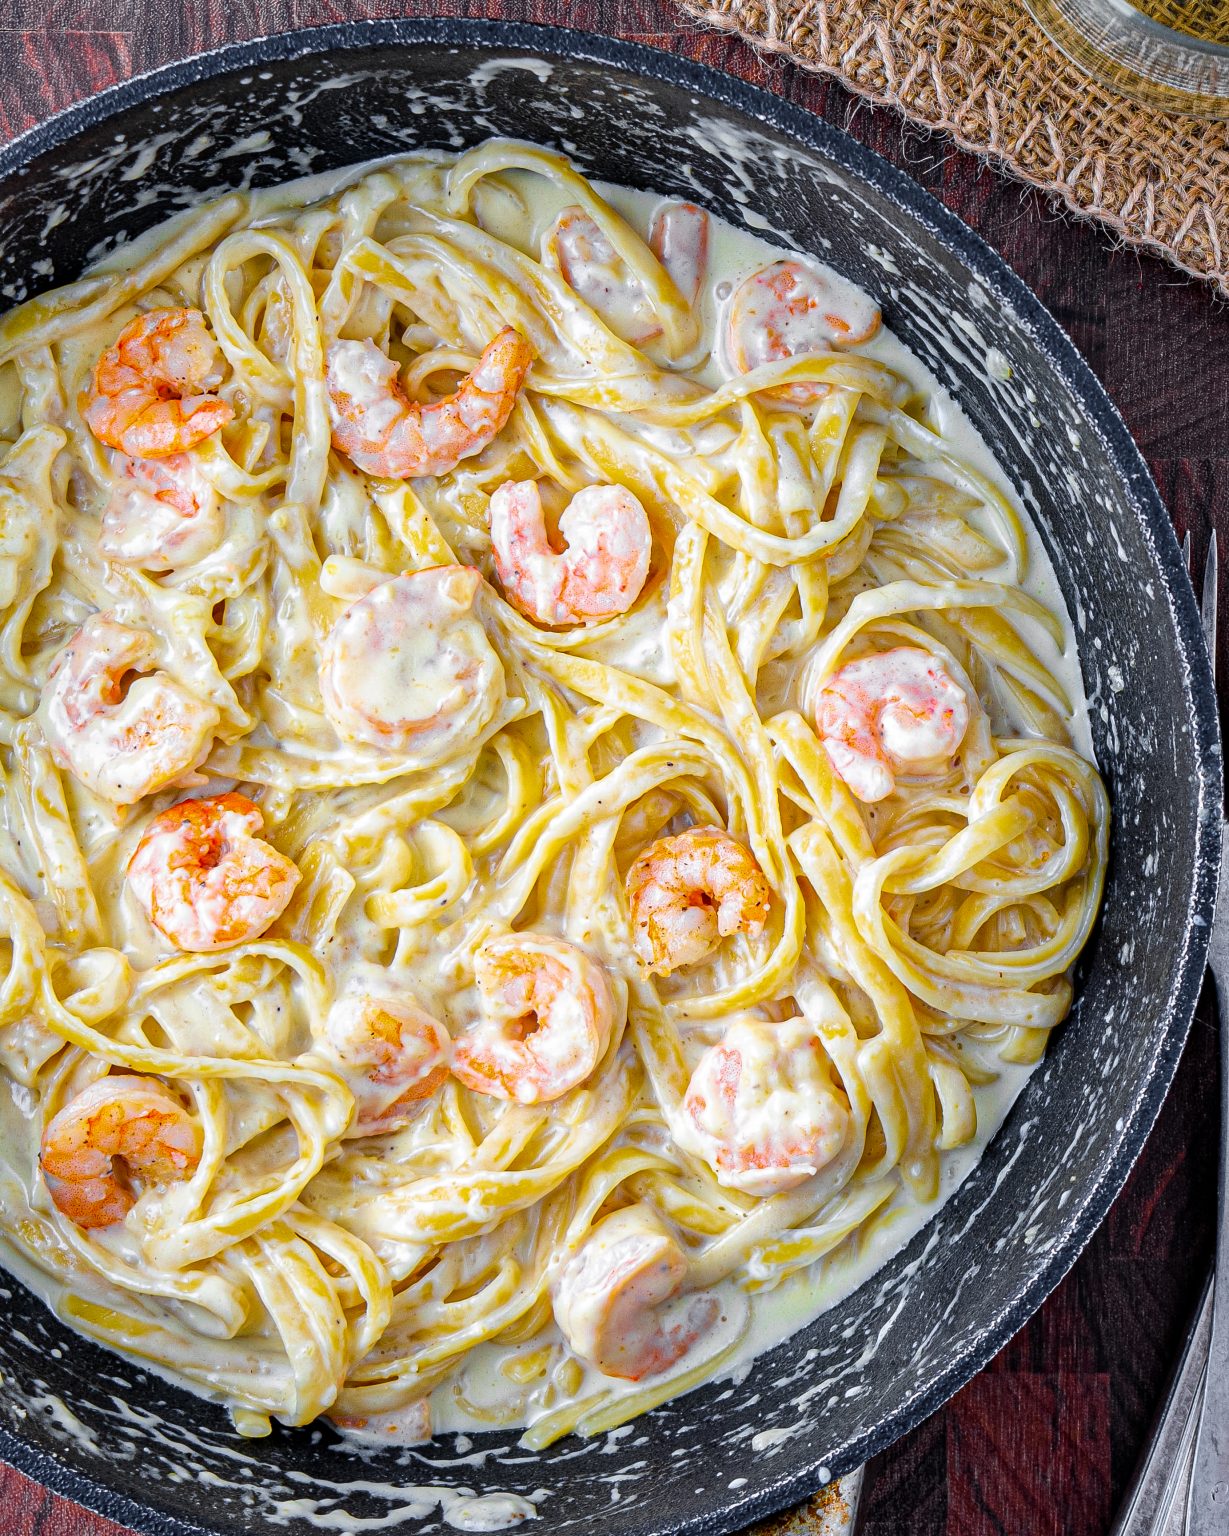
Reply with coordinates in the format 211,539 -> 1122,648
1024,0 -> 1229,112
1109,0 -> 1229,61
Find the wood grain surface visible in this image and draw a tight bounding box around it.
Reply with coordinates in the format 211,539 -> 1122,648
0,3 -> 1224,1533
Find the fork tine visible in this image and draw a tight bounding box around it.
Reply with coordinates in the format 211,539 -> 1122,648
1184,530 -> 1193,569
1202,529 -> 1218,684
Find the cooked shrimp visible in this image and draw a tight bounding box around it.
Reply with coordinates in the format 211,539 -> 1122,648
726,259 -> 881,403
98,451 -> 221,570
330,1400 -> 432,1445
552,1205 -> 720,1380
451,933 -> 615,1104
549,203 -> 710,345
626,826 -> 772,976
550,208 -> 659,345
817,646 -> 970,803
127,792 -> 301,952
489,480 -> 651,626
675,1016 -> 850,1196
40,1074 -> 202,1230
323,985 -> 451,1135
83,307 -> 234,459
649,201 -> 710,306
319,565 -> 505,761
326,327 -> 532,479
41,614 -> 220,806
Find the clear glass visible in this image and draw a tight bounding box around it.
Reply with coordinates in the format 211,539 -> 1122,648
1022,0 -> 1229,116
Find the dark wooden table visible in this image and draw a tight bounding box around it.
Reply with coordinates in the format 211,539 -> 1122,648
3,3 -> 1226,1533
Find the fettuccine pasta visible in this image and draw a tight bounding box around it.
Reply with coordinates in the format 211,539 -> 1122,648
0,140 -> 1107,1446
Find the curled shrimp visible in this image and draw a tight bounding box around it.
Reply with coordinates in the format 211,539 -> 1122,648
41,614 -> 220,806
98,451 -> 221,570
552,1204 -> 720,1380
675,1016 -> 850,1196
326,327 -> 532,479
726,259 -> 881,403
548,202 -> 710,345
489,480 -> 651,626
323,982 -> 451,1135
649,202 -> 710,307
626,826 -> 772,976
319,565 -> 505,761
40,1074 -> 202,1230
817,646 -> 970,803
127,792 -> 301,952
83,307 -> 234,459
451,933 -> 615,1104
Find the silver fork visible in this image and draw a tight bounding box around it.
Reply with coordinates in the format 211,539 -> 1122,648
1114,530 -> 1228,1536
1187,528 -> 1229,1534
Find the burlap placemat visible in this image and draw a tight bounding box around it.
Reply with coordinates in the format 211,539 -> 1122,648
681,0 -> 1229,297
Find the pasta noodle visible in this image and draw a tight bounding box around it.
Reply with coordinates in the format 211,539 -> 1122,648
0,140 -> 1107,1446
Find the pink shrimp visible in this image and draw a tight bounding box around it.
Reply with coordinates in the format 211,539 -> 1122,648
552,1204 -> 720,1380
549,202 -> 710,345
489,480 -> 651,626
40,1074 -> 202,1230
98,451 -> 221,570
650,201 -> 710,305
83,307 -> 234,459
318,565 -> 505,759
40,614 -> 220,806
330,1400 -> 432,1445
674,1016 -> 850,1196
451,933 -> 615,1105
817,646 -> 970,803
726,259 -> 881,403
127,792 -> 301,952
323,986 -> 451,1135
326,327 -> 532,479
551,207 -> 661,345
626,826 -> 772,975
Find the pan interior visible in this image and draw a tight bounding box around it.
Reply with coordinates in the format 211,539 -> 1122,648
0,24 -> 1216,1536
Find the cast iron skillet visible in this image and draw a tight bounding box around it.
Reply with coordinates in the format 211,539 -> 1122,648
0,21 -> 1218,1536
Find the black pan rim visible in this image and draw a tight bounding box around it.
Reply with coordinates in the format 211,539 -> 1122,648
0,19 -> 1220,1536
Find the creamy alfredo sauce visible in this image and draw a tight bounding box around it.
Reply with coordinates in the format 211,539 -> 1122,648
0,147 -> 1096,1452
440,170 -> 1091,1438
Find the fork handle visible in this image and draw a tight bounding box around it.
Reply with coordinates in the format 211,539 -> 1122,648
1110,1274 -> 1211,1534
1187,840 -> 1229,1534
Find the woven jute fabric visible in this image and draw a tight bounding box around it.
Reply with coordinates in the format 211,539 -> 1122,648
681,0 -> 1229,296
